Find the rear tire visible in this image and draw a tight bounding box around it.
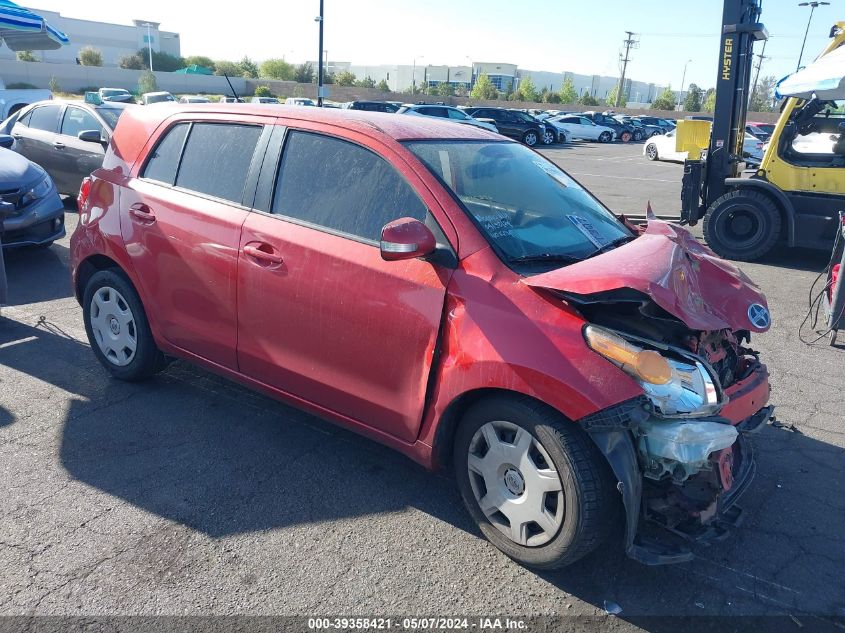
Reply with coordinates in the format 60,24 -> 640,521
542,129 -> 555,145
83,269 -> 165,381
598,131 -> 612,143
523,131 -> 539,147
453,395 -> 617,570
633,130 -> 644,141
645,143 -> 659,161
620,131 -> 632,143
702,190 -> 782,261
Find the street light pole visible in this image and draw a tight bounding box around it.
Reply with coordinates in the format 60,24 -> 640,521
141,22 -> 154,72
412,56 -> 424,94
677,59 -> 692,110
797,1 -> 829,70
315,0 -> 324,107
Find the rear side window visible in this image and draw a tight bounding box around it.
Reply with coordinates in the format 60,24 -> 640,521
272,131 -> 426,242
142,123 -> 189,185
175,123 -> 262,203
28,105 -> 61,132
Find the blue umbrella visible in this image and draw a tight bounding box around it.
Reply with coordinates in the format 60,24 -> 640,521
0,0 -> 69,51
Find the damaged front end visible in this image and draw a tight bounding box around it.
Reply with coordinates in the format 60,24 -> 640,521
522,220 -> 774,564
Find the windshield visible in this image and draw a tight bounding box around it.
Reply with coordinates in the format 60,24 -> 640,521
94,106 -> 127,130
405,140 -> 630,268
511,111 -> 535,123
101,89 -> 127,97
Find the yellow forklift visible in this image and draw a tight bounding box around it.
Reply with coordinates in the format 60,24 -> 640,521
679,1 -> 845,261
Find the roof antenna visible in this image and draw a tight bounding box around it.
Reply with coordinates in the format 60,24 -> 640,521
223,74 -> 240,102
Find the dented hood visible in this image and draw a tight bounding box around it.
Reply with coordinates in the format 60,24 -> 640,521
522,220 -> 770,333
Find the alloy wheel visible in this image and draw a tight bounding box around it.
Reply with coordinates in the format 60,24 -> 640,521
466,420 -> 564,547
89,286 -> 138,367
524,132 -> 538,146
646,144 -> 658,160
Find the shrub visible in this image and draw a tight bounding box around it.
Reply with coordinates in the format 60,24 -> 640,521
254,85 -> 274,98
138,70 -> 157,94
16,50 -> 38,62
48,76 -> 60,93
6,82 -> 37,89
78,46 -> 103,67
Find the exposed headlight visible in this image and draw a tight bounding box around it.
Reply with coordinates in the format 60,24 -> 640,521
21,175 -> 53,205
584,325 -> 722,417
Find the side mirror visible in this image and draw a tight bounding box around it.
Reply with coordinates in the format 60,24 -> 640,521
78,129 -> 106,146
380,217 -> 436,261
0,134 -> 14,150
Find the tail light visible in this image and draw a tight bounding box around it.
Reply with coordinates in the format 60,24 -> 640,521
78,177 -> 92,215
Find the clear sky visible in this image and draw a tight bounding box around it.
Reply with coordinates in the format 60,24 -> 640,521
31,0 -> 840,88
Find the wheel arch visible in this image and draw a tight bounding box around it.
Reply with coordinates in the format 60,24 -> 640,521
724,178 -> 796,246
75,254 -> 130,305
431,388 -> 576,472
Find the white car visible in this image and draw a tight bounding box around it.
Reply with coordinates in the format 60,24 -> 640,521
179,95 -> 210,104
644,130 -> 764,162
397,104 -> 498,133
546,114 -> 615,142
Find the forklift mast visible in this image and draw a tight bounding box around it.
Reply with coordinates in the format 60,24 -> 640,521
681,0 -> 768,224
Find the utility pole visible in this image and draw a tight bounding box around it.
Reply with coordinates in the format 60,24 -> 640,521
750,39 -> 769,106
615,31 -> 638,107
315,0 -> 324,107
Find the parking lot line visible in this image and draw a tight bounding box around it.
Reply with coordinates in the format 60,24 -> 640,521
0,335 -> 38,350
567,171 -> 678,183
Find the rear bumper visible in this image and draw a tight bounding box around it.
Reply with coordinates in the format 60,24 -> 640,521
586,364 -> 771,565
1,193 -> 65,248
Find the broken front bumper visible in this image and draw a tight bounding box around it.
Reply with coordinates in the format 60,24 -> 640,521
584,362 -> 772,565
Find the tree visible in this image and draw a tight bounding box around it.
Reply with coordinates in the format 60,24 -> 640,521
335,71 -> 357,86
16,50 -> 37,62
356,75 -> 376,89
78,46 -> 103,67
119,53 -> 145,70
516,75 -> 537,102
214,60 -> 241,77
437,81 -> 455,97
376,78 -> 390,92
750,75 -> 777,112
683,83 -> 703,111
605,84 -> 627,107
703,87 -> 716,112
138,48 -> 184,72
470,74 -> 499,100
425,83 -> 438,96
579,92 -> 600,106
254,85 -> 274,98
138,70 -> 157,94
651,86 -> 677,111
239,56 -> 259,78
184,55 -> 215,71
260,58 -> 294,80
544,91 -> 561,104
293,62 -> 314,83
558,77 -> 578,104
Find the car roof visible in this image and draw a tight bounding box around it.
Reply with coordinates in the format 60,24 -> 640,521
110,104 -> 502,168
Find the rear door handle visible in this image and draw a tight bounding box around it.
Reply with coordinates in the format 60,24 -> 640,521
129,202 -> 156,223
243,244 -> 284,266
53,141 -> 65,149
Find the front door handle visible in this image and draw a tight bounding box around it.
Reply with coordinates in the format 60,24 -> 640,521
243,244 -> 284,266
128,202 -> 156,223
52,140 -> 65,149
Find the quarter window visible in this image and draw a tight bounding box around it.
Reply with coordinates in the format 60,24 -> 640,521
142,123 -> 189,185
272,131 -> 426,242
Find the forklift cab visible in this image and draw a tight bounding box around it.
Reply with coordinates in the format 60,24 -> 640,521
680,9 -> 845,262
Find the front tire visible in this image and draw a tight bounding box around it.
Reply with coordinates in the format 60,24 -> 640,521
453,396 -> 616,570
83,269 -> 165,381
620,131 -> 632,143
633,130 -> 644,141
645,143 -> 659,161
542,129 -> 555,145
598,131 -> 612,143
702,190 -> 782,261
523,131 -> 539,147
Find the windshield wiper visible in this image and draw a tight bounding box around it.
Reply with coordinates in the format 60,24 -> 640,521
587,235 -> 637,258
507,253 -> 582,265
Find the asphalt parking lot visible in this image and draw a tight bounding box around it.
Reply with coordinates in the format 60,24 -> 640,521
1,139 -> 843,629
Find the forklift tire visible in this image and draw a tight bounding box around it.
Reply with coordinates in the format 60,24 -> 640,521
703,190 -> 782,262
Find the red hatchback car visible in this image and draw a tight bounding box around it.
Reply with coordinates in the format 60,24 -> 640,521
71,105 -> 773,569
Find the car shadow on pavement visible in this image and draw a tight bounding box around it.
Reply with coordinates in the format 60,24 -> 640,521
758,246 -> 831,273
3,315 -> 844,621
2,242 -> 73,306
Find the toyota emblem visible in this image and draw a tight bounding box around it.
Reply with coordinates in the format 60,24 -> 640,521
748,303 -> 771,330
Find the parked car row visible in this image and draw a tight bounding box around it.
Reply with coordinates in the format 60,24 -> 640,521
643,127 -> 765,164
